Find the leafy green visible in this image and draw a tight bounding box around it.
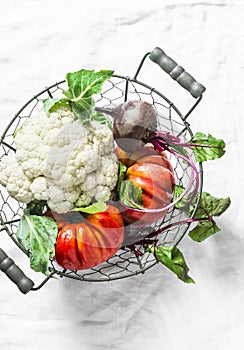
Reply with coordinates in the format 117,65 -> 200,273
193,192 -> 231,218
189,193 -> 231,242
117,161 -> 144,209
91,111 -> 113,130
190,132 -> 226,162
172,184 -> 231,242
120,180 -> 144,209
26,200 -> 47,215
189,220 -> 220,242
169,144 -> 189,158
117,161 -> 127,192
42,69 -> 113,123
147,245 -> 195,283
173,185 -> 195,212
13,125 -> 23,138
72,194 -> 108,214
42,98 -> 69,117
16,210 -> 58,275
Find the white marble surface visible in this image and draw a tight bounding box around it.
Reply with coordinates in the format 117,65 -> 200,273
0,1 -> 243,349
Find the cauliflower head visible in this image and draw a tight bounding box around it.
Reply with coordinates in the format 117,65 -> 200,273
45,119 -> 118,213
14,106 -> 76,178
0,106 -> 118,214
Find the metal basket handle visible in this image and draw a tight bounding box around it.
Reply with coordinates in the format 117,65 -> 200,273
134,47 -> 206,98
149,47 -> 206,98
0,247 -> 34,294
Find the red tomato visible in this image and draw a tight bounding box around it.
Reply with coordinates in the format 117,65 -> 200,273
54,204 -> 124,270
116,145 -> 175,225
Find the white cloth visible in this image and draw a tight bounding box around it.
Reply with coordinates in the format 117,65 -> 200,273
0,1 -> 243,349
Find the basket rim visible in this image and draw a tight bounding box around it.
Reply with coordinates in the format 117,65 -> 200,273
0,74 -> 204,283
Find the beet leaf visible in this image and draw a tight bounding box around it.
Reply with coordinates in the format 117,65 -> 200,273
188,193 -> 231,242
146,245 -> 195,283
189,132 -> 226,162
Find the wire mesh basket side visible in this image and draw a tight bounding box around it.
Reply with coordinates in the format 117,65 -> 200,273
0,75 -> 202,282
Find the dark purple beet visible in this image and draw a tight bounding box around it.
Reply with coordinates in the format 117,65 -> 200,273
96,100 -> 157,153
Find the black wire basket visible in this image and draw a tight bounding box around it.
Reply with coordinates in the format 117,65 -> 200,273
0,47 -> 205,293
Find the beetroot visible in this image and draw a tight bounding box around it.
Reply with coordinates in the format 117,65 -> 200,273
96,100 -> 157,153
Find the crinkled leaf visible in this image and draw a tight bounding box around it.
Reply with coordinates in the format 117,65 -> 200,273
189,193 -> 230,242
170,144 -> 189,158
64,69 -> 114,100
117,161 -> 144,209
73,194 -> 108,214
62,69 -> 113,122
42,97 -> 69,116
26,201 -> 47,216
117,161 -> 127,193
148,245 -> 195,283
16,211 -> 58,275
70,99 -> 94,124
194,192 -> 231,219
173,185 -> 196,212
120,180 -> 144,209
190,132 -> 226,162
42,69 -> 113,122
91,111 -> 113,130
189,220 -> 220,242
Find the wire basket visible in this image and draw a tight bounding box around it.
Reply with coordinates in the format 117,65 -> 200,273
0,47 -> 205,293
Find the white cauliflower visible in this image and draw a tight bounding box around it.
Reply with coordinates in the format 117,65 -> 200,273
0,106 -> 118,214
14,106 -> 76,178
0,154 -> 44,203
29,177 -> 48,201
45,119 -> 118,213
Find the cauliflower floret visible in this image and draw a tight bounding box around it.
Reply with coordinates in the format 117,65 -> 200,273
94,186 -> 112,202
29,177 -> 48,201
45,119 -> 118,213
46,185 -> 74,214
0,154 -> 33,203
96,155 -> 119,189
88,121 -> 115,155
75,193 -> 92,207
0,154 -> 49,203
15,106 -> 76,179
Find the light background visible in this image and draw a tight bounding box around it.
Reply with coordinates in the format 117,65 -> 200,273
0,1 -> 243,349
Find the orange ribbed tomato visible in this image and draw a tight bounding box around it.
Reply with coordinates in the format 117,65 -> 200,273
54,204 -> 124,270
116,145 -> 175,225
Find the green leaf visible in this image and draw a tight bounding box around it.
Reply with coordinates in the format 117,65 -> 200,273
26,200 -> 47,216
70,99 -> 94,124
173,185 -> 196,212
64,69 -> 114,101
190,132 -> 226,162
91,111 -> 113,130
117,161 -> 127,193
42,97 -> 69,116
148,245 -> 195,283
62,69 -> 114,122
13,125 -> 23,138
188,193 -> 231,242
117,161 -> 144,209
189,220 -> 220,242
120,180 -> 144,209
42,69 -> 113,121
16,211 -> 58,275
170,144 -> 189,158
73,194 -> 108,214
194,192 -> 231,219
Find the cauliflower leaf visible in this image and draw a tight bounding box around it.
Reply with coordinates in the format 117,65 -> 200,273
16,210 -> 58,275
73,194 -> 108,214
42,69 -> 114,123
